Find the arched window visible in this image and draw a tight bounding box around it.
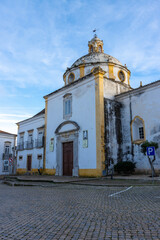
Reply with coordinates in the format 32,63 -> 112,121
98,45 -> 102,52
68,73 -> 75,84
131,116 -> 145,143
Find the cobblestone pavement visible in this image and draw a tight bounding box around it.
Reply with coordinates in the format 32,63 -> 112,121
0,183 -> 160,240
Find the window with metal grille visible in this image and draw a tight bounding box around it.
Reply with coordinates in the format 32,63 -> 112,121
139,127 -> 144,139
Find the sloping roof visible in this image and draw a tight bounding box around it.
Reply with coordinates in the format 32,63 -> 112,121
0,130 -> 17,136
115,79 -> 160,99
33,109 -> 45,117
44,73 -> 92,99
16,108 -> 45,125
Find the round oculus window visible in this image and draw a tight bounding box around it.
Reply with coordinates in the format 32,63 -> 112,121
68,73 -> 75,83
118,70 -> 125,82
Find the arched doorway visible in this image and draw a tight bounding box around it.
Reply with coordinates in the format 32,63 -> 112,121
55,121 -> 80,176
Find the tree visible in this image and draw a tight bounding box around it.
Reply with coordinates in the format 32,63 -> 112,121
141,141 -> 158,177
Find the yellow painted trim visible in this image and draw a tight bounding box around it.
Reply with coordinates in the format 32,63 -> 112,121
118,70 -> 125,82
92,67 -> 106,177
130,116 -> 146,144
43,98 -> 48,170
16,168 -> 56,175
79,169 -> 102,177
97,45 -> 104,53
63,75 -> 66,85
127,71 -> 131,85
68,72 -> 75,83
108,63 -> 115,79
43,169 -> 56,175
79,64 -> 85,78
16,168 -> 26,175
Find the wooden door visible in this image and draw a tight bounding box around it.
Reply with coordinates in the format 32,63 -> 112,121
27,155 -> 32,171
63,142 -> 73,176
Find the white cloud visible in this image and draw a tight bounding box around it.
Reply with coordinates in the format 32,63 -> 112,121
0,113 -> 32,118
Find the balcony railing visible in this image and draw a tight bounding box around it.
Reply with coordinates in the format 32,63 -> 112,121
17,138 -> 44,151
2,153 -> 12,160
17,142 -> 24,151
35,138 -> 44,148
25,140 -> 34,149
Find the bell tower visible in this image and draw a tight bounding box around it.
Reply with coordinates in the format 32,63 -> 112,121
88,34 -> 104,53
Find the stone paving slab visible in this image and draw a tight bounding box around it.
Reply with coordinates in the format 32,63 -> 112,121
0,183 -> 160,239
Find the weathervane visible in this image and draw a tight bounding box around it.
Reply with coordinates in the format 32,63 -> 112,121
93,29 -> 96,33
93,29 -> 97,37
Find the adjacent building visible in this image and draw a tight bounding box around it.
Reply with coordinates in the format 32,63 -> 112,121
0,130 -> 17,175
16,109 -> 45,174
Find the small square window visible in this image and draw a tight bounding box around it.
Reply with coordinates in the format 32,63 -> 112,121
37,154 -> 42,160
19,156 -> 23,161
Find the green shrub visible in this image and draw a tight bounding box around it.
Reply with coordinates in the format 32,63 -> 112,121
114,161 -> 136,174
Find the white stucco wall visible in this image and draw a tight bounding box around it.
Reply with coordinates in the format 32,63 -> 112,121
116,81 -> 160,171
46,75 -> 97,172
103,78 -> 131,99
17,114 -> 45,171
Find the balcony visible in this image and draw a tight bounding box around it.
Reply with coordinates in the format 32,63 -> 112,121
25,140 -> 34,149
17,142 -> 24,151
2,153 -> 12,160
35,138 -> 44,148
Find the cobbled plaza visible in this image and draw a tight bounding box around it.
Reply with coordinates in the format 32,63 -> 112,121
0,183 -> 160,240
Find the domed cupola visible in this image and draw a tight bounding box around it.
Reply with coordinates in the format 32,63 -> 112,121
63,35 -> 131,88
88,34 -> 104,53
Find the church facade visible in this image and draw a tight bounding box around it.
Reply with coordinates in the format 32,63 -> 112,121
16,35 -> 160,176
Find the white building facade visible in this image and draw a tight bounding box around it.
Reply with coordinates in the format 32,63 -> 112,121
16,110 -> 45,174
0,131 -> 16,175
16,35 -> 160,176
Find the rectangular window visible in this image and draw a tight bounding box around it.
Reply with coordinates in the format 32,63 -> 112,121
38,131 -> 43,140
63,94 -> 72,119
19,156 -> 23,161
65,99 -> 71,115
139,127 -> 144,139
20,135 -> 24,143
28,133 -> 33,142
27,131 -> 33,149
3,160 -> 9,172
5,145 -> 10,154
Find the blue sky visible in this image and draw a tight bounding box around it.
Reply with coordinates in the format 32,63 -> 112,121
0,0 -> 160,133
